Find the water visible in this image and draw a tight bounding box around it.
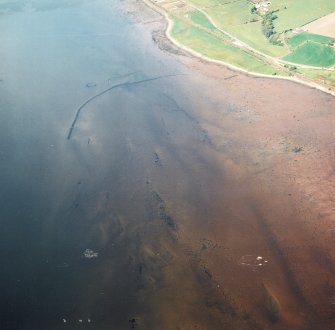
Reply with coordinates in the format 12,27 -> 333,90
0,1 -> 226,328
1,0 -> 334,329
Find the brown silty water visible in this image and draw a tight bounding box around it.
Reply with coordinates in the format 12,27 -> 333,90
65,56 -> 335,329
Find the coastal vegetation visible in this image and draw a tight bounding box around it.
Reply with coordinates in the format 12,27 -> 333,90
171,16 -> 286,75
187,10 -> 217,32
284,32 -> 335,67
270,0 -> 335,32
147,0 -> 335,89
288,33 -> 334,48
184,0 -> 335,59
284,41 -> 335,67
298,68 -> 335,88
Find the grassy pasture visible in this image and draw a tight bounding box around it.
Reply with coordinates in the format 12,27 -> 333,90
184,0 -> 335,62
298,68 -> 335,87
283,41 -> 335,67
288,33 -> 334,48
186,10 -> 231,40
170,16 -> 287,75
225,20 -> 289,57
171,0 -> 335,78
187,10 -> 217,31
187,0 -> 290,56
206,0 -> 255,26
270,0 -> 335,32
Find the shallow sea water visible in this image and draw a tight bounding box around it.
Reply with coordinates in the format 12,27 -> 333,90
0,0 -> 233,328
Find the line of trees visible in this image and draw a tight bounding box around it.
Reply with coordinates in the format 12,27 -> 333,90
262,10 -> 278,38
261,10 -> 283,46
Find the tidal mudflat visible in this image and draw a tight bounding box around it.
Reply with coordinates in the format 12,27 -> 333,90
0,0 -> 334,329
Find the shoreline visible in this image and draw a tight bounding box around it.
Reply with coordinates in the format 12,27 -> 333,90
141,0 -> 335,97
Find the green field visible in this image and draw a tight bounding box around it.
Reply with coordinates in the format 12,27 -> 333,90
270,0 -> 335,32
170,16 -> 287,75
187,0 -> 289,57
288,33 -> 334,48
186,9 -> 231,40
298,68 -> 335,87
184,0 -> 335,63
283,41 -> 335,67
166,0 -> 335,85
187,10 -> 217,31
